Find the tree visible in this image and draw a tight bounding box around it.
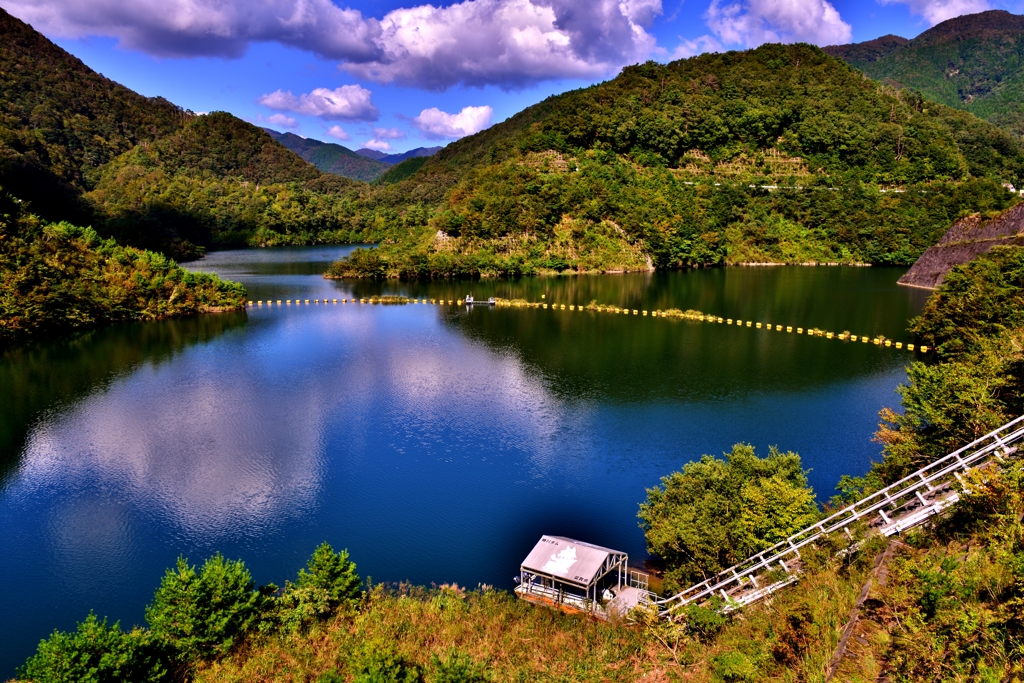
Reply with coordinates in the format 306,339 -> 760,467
278,542 -> 362,630
17,613 -> 169,683
638,444 -> 819,592
145,554 -> 266,661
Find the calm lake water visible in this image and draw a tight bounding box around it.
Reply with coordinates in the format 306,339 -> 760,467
0,246 -> 929,675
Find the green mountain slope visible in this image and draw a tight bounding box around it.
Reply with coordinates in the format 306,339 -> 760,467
89,113 -> 364,250
0,7 -> 185,224
824,10 -> 1024,139
331,43 -> 1024,278
265,130 -> 389,182
0,10 -> 367,257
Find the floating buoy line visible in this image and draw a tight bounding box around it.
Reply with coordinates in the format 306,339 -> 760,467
246,296 -> 929,353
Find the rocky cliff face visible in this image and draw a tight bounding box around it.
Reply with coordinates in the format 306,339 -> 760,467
899,203 -> 1024,288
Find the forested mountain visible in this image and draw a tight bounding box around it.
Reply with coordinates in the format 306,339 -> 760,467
330,43 -> 1024,278
356,146 -> 443,164
89,114 -> 363,252
266,130 -> 390,182
825,10 -> 1024,139
0,9 -> 364,258
0,8 -> 184,226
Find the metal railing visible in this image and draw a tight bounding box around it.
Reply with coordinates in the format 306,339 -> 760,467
657,415 -> 1024,616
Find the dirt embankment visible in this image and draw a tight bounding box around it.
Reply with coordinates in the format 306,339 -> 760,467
899,204 -> 1024,288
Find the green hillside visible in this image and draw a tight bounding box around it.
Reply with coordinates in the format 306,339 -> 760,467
825,10 -> 1024,139
0,186 -> 245,348
0,7 -> 184,226
89,114 -> 365,250
330,43 -> 1024,279
372,156 -> 428,185
266,130 -> 390,182
0,10 -> 365,258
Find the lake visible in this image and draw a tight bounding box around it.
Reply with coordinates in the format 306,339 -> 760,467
0,246 -> 929,676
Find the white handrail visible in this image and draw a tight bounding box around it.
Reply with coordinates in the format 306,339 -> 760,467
656,415 -> 1024,615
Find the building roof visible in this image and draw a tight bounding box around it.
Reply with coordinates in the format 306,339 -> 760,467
520,536 -> 626,587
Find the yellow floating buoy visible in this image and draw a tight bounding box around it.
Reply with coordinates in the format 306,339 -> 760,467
921,345 -> 929,352
895,342 -> 902,349
908,343 -> 915,351
776,325 -> 782,331
718,317 -> 724,323
727,319 -> 733,324
850,335 -> 857,341
561,304 -> 566,310
826,332 -> 833,339
797,328 -> 803,334
258,301 -> 263,305
458,300 -> 464,305
305,299 -> 310,304
569,305 -> 575,311
862,337 -> 869,343
746,321 -> 752,327
885,340 -> 892,347
642,310 -> 648,316
756,322 -> 762,328
543,303 -> 548,309
277,300 -> 282,304
633,310 -> 638,315
786,326 -> 792,332
333,299 -> 337,303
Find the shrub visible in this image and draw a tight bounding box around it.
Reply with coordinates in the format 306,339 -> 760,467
278,542 -> 362,631
351,645 -> 420,683
17,613 -> 169,683
145,554 -> 266,661
428,649 -> 492,683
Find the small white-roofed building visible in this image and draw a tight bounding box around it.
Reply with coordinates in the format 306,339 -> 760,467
515,535 -> 650,618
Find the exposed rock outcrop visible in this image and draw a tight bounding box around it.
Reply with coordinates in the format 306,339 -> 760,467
898,204 -> 1024,288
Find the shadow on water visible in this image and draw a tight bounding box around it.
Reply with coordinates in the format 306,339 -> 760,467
0,312 -> 248,487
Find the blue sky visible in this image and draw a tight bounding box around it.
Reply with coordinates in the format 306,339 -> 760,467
4,0 -> 1023,153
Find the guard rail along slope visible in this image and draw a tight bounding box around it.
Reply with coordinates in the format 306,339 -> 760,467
656,414 -> 1024,617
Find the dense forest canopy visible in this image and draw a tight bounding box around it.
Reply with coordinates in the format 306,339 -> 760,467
329,43 -> 1024,278
0,8 -> 185,226
87,114 -> 367,252
0,186 -> 245,347
825,10 -> 1024,140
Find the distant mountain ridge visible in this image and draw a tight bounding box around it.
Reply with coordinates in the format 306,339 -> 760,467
356,147 -> 442,165
263,130 -> 390,182
825,10 -> 1024,139
263,130 -> 442,181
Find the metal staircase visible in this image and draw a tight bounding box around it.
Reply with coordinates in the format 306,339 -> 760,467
656,415 -> 1024,617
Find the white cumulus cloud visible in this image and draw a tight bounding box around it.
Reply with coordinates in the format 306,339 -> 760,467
0,0 -> 662,90
326,125 -> 351,141
0,0 -> 380,60
373,127 -> 406,140
877,0 -> 990,26
266,113 -> 298,129
362,139 -> 392,151
413,106 -> 494,139
665,34 -> 723,60
704,0 -> 852,48
258,85 -> 379,122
